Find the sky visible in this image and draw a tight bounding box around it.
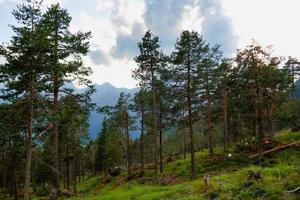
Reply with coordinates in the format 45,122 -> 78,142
0,0 -> 299,88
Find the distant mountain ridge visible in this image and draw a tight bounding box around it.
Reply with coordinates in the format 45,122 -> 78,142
296,79 -> 300,99
86,82 -> 139,139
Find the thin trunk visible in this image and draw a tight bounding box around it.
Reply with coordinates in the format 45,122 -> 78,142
256,86 -> 263,165
51,16 -> 60,199
187,92 -> 195,179
292,66 -> 295,100
207,96 -> 213,154
187,38 -> 196,179
228,117 -> 233,145
223,90 -> 228,151
206,72 -> 213,155
151,68 -> 158,174
125,111 -> 131,178
159,106 -> 163,173
181,111 -> 187,158
24,80 -> 33,200
181,128 -> 186,159
271,105 -> 276,137
140,92 -> 144,173
9,139 -> 19,200
53,72 -> 60,190
78,161 -> 81,183
24,3 -> 35,198
72,132 -> 76,194
66,140 -> 70,190
2,166 -> 6,199
63,168 -> 66,189
182,117 -> 186,159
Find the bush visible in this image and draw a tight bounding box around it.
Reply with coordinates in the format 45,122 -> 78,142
233,137 -> 258,153
232,181 -> 266,200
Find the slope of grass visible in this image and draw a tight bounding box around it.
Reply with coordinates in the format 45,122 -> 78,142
65,131 -> 300,200
274,130 -> 300,143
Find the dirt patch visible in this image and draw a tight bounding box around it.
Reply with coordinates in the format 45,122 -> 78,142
138,173 -> 185,185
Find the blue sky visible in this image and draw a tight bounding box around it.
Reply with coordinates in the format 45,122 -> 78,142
0,0 -> 299,88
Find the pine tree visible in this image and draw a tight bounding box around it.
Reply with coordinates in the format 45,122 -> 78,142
170,31 -> 208,179
283,57 -> 300,100
216,59 -> 232,150
99,93 -> 135,178
197,44 -> 222,154
115,93 -> 134,178
40,4 -> 92,197
0,1 -> 45,199
234,42 -> 285,160
132,90 -> 146,174
134,30 -> 161,173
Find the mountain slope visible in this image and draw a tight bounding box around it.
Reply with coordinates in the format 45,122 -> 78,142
88,82 -> 139,139
69,131 -> 300,200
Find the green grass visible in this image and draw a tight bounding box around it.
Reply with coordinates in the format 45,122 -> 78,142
274,130 -> 300,143
63,131 -> 300,200
69,163 -> 300,200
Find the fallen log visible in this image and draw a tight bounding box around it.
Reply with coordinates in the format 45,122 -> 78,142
249,142 -> 299,159
285,187 -> 300,193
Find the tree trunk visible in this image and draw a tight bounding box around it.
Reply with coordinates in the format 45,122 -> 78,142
292,66 -> 295,100
24,76 -> 33,200
256,86 -> 264,165
181,116 -> 186,159
159,107 -> 163,173
207,96 -> 213,155
140,92 -> 144,173
228,117 -> 233,145
72,130 -> 77,194
78,160 -> 81,183
52,72 -> 60,192
9,139 -> 19,200
223,90 -> 228,151
50,18 -> 60,199
66,140 -> 70,190
151,68 -> 158,174
125,111 -> 131,178
187,42 -> 196,179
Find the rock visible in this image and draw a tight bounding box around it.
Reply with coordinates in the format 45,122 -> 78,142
247,170 -> 262,180
48,188 -> 59,200
107,166 -> 121,176
103,174 -> 113,183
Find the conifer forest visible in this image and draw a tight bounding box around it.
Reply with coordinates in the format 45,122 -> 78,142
0,0 -> 300,199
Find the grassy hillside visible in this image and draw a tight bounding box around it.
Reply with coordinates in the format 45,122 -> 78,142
63,131 -> 300,200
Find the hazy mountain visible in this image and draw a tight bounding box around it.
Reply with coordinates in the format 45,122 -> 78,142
296,79 -> 300,99
87,82 -> 139,139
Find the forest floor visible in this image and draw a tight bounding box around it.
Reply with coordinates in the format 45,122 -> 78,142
60,131 -> 300,200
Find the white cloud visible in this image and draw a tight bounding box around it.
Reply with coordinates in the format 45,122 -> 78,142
181,5 -> 203,32
84,55 -> 138,88
3,0 -> 299,88
68,0 -> 145,88
221,0 -> 300,57
71,12 -> 116,52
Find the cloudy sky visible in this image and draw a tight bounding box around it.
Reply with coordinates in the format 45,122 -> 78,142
0,0 -> 299,88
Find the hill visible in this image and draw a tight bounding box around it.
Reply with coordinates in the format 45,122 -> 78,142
63,131 -> 300,200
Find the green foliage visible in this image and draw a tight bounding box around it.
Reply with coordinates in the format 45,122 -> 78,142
95,118 -> 124,172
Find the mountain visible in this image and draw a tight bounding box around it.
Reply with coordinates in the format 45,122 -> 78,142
87,82 -> 139,139
296,79 -> 300,99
